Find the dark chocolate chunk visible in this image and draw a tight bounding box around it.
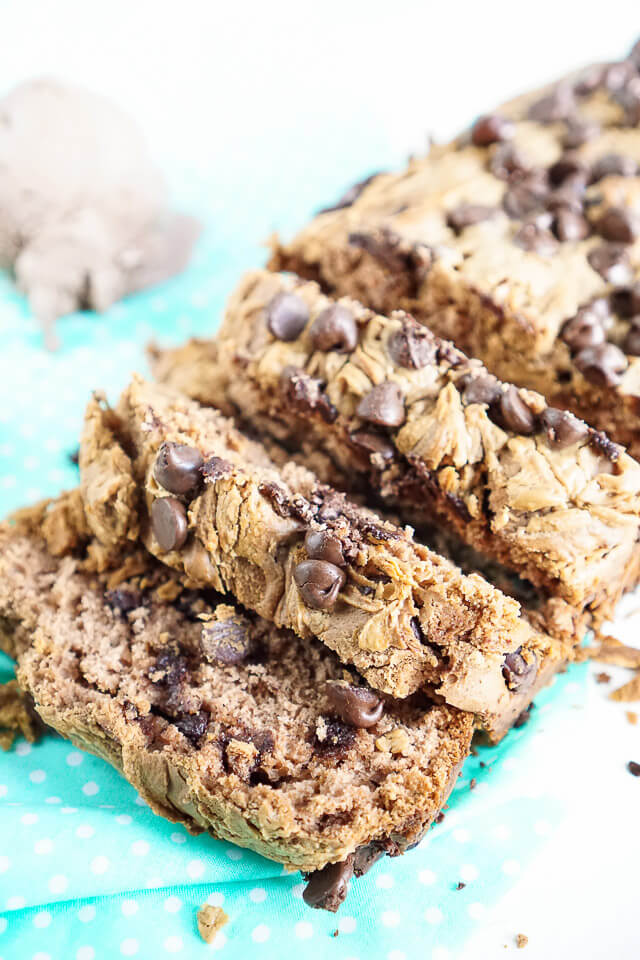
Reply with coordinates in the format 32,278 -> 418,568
294,559 -> 346,610
471,114 -> 514,146
151,497 -> 188,552
502,648 -> 538,692
502,183 -> 547,220
561,305 -> 607,351
590,153 -> 638,182
317,172 -> 380,215
154,442 -> 204,497
280,366 -> 337,424
314,717 -> 357,755
105,588 -> 143,615
173,709 -> 209,745
496,386 -> 536,435
446,204 -> 496,232
540,407 -> 589,448
349,430 -> 396,463
528,85 -> 574,122
201,617 -> 252,665
353,843 -> 385,876
595,207 -> 640,244
305,529 -> 346,567
201,456 -> 233,481
562,115 -> 600,149
611,283 -> 640,318
553,208 -> 590,242
460,373 -> 501,406
624,323 -> 640,356
587,244 -> 633,285
266,291 -> 309,341
513,223 -> 558,255
387,321 -> 436,369
574,342 -> 628,388
356,382 -> 405,428
325,681 -> 384,729
627,760 -> 640,777
489,143 -> 528,181
309,304 -> 358,353
303,856 -> 354,912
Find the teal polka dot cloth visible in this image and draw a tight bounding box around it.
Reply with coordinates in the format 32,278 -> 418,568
0,129 -> 588,959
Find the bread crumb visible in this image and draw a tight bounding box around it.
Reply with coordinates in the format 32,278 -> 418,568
375,728 -> 410,755
197,903 -> 228,944
626,710 -> 638,725
516,933 -> 528,949
610,673 -> 640,702
595,671 -> 611,684
0,680 -> 43,751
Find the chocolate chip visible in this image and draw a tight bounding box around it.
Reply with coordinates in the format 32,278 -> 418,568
628,760 -> 640,777
387,322 -> 435,370
314,717 -> 357,755
446,204 -> 496,232
513,223 -> 558,256
105,588 -> 143,615
294,559 -> 346,610
356,382 -> 405,428
589,430 -> 620,461
266,291 -> 309,341
547,175 -> 588,213
305,529 -> 346,567
154,442 -> 204,497
151,497 -> 188,552
325,681 -> 384,728
349,430 -> 396,464
201,617 -> 252,665
280,366 -> 337,424
553,209 -> 590,242
309,304 -> 358,353
489,143 -> 528,181
574,342 -> 628,388
201,456 -> 233,482
587,244 -> 633,285
460,373 -> 501,406
303,856 -> 354,912
353,843 -> 385,877
471,114 -> 513,146
173,709 -> 208,745
548,155 -> 585,186
502,183 -> 547,219
611,283 -> 640,317
561,306 -> 607,351
595,207 -> 640,244
624,323 -> 640,356
562,115 -> 600,149
317,172 -> 380,214
540,407 -> 589,448
590,153 -> 639,182
495,386 -> 536,434
150,649 -> 188,687
528,85 -> 574,122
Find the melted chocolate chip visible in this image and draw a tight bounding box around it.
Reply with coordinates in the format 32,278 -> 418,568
387,321 -> 436,369
353,843 -> 385,877
590,153 -> 639,182
317,172 -> 380,215
294,559 -> 346,610
309,304 -> 358,353
201,617 -> 252,665
349,430 -> 396,464
266,291 -> 309,341
495,386 -> 536,435
502,183 -> 547,220
446,204 -> 496,232
540,407 -> 589,448
314,717 -> 357,755
611,283 -> 640,317
173,709 -> 209,745
502,649 -> 538,692
303,856 -> 354,911
528,85 -> 574,122
553,208 -> 590,242
471,114 -> 514,146
151,497 -> 188,552
574,342 -> 628,388
548,155 -> 585,187
595,207 -> 640,244
356,382 -> 405,428
587,244 -> 633,285
305,529 -> 346,567
460,373 -> 501,406
105,588 -> 143,614
513,223 -> 558,256
489,143 -> 528,181
154,442 -> 204,497
280,366 -> 337,423
325,681 -> 384,728
561,305 -> 607,351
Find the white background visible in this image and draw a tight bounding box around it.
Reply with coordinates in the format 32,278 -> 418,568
2,2 -> 640,957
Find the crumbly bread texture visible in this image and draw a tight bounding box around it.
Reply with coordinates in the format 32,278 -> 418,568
0,503 -> 472,873
151,268 -> 640,630
77,376 -> 568,738
270,42 -> 640,459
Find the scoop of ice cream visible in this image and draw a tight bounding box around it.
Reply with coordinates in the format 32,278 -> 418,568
0,77 -> 200,346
